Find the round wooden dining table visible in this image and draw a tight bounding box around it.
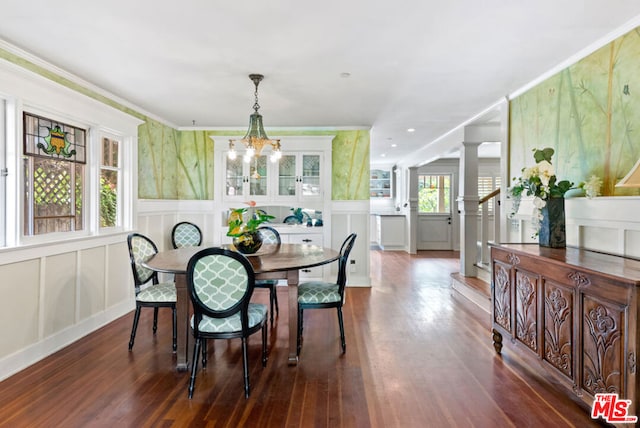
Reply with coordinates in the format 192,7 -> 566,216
143,243 -> 340,368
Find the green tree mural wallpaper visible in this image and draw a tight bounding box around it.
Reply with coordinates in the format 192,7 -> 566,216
177,131 -> 214,200
137,119 -> 179,199
510,26 -> 640,196
331,130 -> 370,200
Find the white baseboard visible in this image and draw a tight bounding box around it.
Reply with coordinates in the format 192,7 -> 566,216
346,274 -> 371,287
0,300 -> 134,382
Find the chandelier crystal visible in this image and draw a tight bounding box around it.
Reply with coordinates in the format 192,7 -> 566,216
229,74 -> 282,163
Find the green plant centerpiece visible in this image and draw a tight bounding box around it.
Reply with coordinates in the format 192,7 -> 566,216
510,147 -> 575,247
227,207 -> 275,254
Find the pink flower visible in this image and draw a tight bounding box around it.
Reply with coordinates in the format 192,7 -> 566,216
244,200 -> 257,207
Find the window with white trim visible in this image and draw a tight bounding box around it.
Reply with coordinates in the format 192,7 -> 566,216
418,174 -> 451,213
22,112 -> 86,236
100,136 -> 120,228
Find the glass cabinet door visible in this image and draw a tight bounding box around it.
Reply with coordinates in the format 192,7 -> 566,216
278,155 -> 297,197
248,155 -> 268,197
302,154 -> 321,197
225,156 -> 244,197
223,150 -> 323,201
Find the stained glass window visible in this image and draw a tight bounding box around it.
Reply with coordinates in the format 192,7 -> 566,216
24,113 -> 86,163
23,112 -> 86,235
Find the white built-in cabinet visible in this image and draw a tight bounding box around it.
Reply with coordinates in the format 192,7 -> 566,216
277,228 -> 324,279
373,214 -> 406,250
370,168 -> 392,198
220,150 -> 324,204
212,135 -> 334,281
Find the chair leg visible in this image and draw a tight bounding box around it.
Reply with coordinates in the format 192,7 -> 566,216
172,307 -> 177,352
272,285 -> 279,314
128,307 -> 141,351
269,287 -> 275,326
262,322 -> 268,367
153,307 -> 159,334
337,307 -> 346,353
242,337 -> 250,398
188,338 -> 201,399
296,306 -> 303,356
202,339 -> 207,367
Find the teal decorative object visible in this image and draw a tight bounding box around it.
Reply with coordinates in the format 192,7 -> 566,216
538,197 -> 566,248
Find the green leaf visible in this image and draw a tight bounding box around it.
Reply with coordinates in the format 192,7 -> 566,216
533,147 -> 554,163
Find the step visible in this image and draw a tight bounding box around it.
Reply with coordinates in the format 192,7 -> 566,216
475,262 -> 491,283
451,272 -> 490,314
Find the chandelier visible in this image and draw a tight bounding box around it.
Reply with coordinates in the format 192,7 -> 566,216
228,74 -> 282,163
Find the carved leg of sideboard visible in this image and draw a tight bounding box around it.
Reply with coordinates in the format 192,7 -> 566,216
492,329 -> 503,354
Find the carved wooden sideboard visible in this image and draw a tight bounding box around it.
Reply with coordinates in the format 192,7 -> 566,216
491,244 -> 640,419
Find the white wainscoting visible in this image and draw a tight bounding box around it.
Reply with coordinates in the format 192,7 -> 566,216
138,199 -> 372,286
0,234 -> 134,382
505,196 -> 640,258
136,199 -> 218,250
331,200 -> 371,286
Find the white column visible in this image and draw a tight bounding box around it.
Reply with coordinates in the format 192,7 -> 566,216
406,166 -> 418,254
457,141 -> 481,276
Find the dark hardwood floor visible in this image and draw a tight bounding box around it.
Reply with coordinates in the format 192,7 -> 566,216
0,250 -> 605,427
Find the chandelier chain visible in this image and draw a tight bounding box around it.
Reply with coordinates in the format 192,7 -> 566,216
253,79 -> 261,113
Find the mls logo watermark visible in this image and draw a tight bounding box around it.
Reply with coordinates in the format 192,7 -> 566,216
591,393 -> 638,424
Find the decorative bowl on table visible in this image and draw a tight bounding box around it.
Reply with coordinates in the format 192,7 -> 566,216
232,231 -> 263,254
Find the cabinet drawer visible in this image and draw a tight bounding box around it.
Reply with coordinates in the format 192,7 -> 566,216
287,233 -> 323,246
299,265 -> 323,279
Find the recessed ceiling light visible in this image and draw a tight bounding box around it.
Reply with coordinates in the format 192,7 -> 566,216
391,143 -> 397,148
381,153 -> 386,157
407,128 -> 415,133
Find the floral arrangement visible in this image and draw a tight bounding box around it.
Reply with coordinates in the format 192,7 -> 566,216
583,175 -> 602,199
509,148 -> 575,232
226,207 -> 275,237
510,148 -> 574,202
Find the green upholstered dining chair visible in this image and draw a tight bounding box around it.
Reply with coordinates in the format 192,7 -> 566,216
256,226 -> 281,325
186,247 -> 268,399
126,233 -> 177,352
297,233 -> 357,356
171,221 -> 203,249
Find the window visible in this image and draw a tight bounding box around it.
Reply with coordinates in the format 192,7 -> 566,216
23,112 -> 86,236
100,136 -> 120,228
418,174 -> 451,213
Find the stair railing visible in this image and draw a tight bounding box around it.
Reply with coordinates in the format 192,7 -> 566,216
478,188 -> 500,265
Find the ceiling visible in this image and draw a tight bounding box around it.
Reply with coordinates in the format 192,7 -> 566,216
2,1 -> 640,167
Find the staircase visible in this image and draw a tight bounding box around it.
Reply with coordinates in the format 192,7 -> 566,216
450,188 -> 498,313
451,266 -> 490,313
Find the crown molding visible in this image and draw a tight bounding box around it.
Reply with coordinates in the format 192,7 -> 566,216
0,39 -> 177,128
